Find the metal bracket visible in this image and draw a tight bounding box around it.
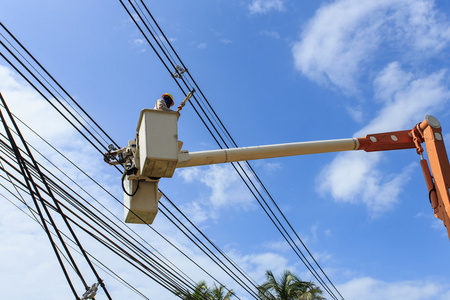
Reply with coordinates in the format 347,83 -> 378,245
172,65 -> 187,78
81,282 -> 100,300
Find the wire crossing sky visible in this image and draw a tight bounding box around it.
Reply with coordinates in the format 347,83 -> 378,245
0,22 -> 270,299
118,1 -> 344,298
0,3 -> 342,297
1,0 -> 450,299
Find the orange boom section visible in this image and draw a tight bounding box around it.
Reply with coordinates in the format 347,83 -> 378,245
357,116 -> 450,240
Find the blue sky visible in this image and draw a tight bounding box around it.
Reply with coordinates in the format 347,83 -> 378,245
1,0 -> 450,299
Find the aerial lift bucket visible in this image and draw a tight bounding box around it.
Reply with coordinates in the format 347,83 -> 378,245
123,176 -> 162,224
137,109 -> 179,178
123,109 -> 179,224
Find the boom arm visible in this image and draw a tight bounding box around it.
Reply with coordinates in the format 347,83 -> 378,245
177,116 -> 450,239
110,111 -> 450,240
415,116 -> 450,239
357,116 -> 450,239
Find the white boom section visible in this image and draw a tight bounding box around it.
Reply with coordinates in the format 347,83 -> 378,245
176,138 -> 360,168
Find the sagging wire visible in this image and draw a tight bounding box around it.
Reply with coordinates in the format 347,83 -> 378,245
121,1 -> 343,299
0,22 -> 119,150
0,24 -> 220,299
0,178 -> 151,300
0,93 -> 82,299
0,102 -> 204,298
0,119 -> 206,299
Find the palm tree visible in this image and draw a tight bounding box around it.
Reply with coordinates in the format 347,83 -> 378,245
211,283 -> 234,300
297,281 -> 325,300
177,281 -> 234,300
177,281 -> 211,299
257,270 -> 324,300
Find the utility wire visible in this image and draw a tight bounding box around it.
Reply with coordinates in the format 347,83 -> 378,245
0,9 -> 343,300
0,128 -> 201,298
0,93 -> 81,299
0,93 -> 113,299
121,2 -> 343,299
0,22 -> 119,149
0,89 -> 243,300
0,24 -> 205,298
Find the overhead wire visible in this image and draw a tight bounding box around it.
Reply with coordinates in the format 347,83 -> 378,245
1,93 -> 114,299
0,129 -> 203,299
3,21 -> 220,296
0,182 -> 151,300
122,1 -> 344,299
0,125 -> 197,299
0,95 -> 82,299
0,4 -> 345,299
0,23 -> 220,299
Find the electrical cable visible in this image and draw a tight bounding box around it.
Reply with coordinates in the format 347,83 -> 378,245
0,93 -> 114,299
0,183 -> 151,300
1,11 -> 344,300
0,142 -> 199,298
0,109 -> 218,299
0,22 -> 119,149
0,95 -> 81,300
0,136 -> 198,299
0,34 -> 207,297
122,3 -> 344,299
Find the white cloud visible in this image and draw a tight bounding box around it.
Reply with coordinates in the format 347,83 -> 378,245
220,39 -> 233,45
131,38 -> 147,52
132,38 -> 145,45
338,277 -> 450,300
318,151 -> 416,216
249,0 -> 285,15
177,166 -> 200,183
197,42 -> 207,49
230,250 -> 290,282
253,160 -> 282,173
259,30 -> 281,39
292,0 -> 450,94
364,63 -> 450,133
346,105 -> 364,123
0,65 -> 74,146
199,165 -> 254,208
178,165 -> 254,222
318,62 -> 450,214
295,0 -> 450,215
264,240 -> 291,252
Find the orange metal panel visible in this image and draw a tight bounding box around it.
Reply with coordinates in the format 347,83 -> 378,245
421,123 -> 450,239
357,130 -> 416,152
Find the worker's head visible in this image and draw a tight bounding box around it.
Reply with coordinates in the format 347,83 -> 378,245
162,93 -> 174,108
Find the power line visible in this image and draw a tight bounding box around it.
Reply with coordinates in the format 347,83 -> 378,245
0,26 -> 258,297
121,1 -> 344,299
0,93 -> 83,299
0,6 -> 345,299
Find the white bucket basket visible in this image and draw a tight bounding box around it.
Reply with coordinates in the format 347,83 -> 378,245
123,176 -> 162,224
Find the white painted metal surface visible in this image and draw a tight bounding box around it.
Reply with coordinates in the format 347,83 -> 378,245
176,138 -> 360,168
137,109 -> 179,178
123,176 -> 162,224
